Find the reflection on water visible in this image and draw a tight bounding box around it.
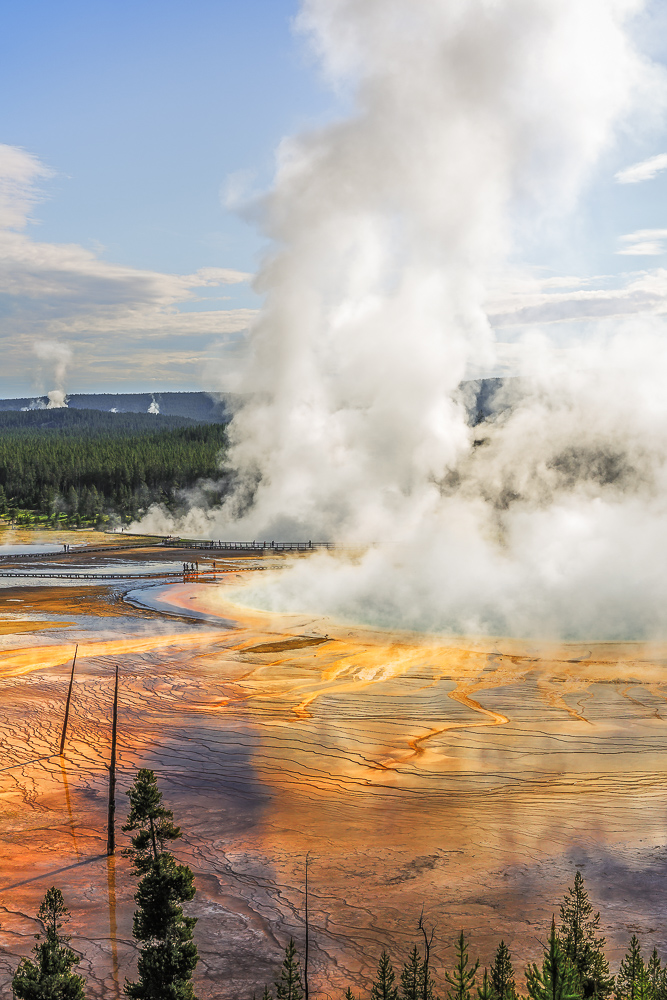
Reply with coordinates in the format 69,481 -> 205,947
0,569 -> 666,999
106,856 -> 120,999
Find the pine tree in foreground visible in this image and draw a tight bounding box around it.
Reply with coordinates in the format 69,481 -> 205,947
372,951 -> 399,1000
123,768 -> 199,1000
490,941 -> 517,1000
526,917 -> 582,1000
11,887 -> 86,1000
344,988 -> 356,1000
616,937 -> 646,1000
478,969 -> 494,1000
647,949 -> 666,1000
123,767 -> 182,871
445,931 -> 479,1000
275,938 -> 304,1000
559,872 -> 614,1000
402,945 -> 425,1000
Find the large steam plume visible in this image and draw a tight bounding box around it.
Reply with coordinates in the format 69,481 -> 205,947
141,0 -> 667,639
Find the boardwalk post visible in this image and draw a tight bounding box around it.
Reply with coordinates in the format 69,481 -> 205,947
59,644 -> 78,755
107,665 -> 119,856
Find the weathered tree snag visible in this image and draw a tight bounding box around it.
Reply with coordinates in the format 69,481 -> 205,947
107,665 -> 119,856
305,852 -> 311,1000
59,645 -> 78,756
419,908 -> 436,1000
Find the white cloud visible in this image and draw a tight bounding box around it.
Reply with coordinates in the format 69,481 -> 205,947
0,145 -> 258,390
617,228 -> 667,255
615,152 -> 667,184
0,144 -> 52,229
487,267 -> 667,326
184,266 -> 253,286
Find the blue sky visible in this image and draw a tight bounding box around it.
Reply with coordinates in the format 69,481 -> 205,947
0,0 -> 342,395
1,0 -> 335,281
2,1 -> 667,395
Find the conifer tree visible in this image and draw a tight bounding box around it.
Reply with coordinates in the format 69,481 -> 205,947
636,965 -> 653,1000
123,768 -> 182,870
490,942 -> 517,1000
262,986 -> 273,1000
616,937 -> 646,1000
646,949 -> 667,1000
275,939 -> 304,1000
11,887 -> 86,1000
478,969 -> 494,1000
526,917 -> 582,1000
559,872 -> 614,1000
446,932 -> 479,1000
123,769 -> 199,1000
372,951 -> 399,1000
344,989 -> 356,1000
402,946 -> 425,1000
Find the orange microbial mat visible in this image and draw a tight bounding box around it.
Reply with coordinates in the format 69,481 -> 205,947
0,563 -> 665,998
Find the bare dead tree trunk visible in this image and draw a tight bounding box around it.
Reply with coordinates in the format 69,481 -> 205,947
106,665 -> 119,856
59,645 -> 78,755
305,852 -> 311,1000
419,908 -> 435,1000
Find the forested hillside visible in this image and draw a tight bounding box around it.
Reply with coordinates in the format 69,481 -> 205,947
0,410 -> 227,527
0,391 -> 233,421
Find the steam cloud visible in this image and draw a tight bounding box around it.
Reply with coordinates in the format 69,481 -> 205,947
141,0 -> 667,640
30,340 -> 71,409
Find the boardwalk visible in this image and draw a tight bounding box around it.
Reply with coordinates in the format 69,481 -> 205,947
160,539 -> 335,552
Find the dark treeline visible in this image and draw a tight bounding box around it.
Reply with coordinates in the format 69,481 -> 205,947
0,409 -> 228,525
265,870 -> 664,1000
11,769 -> 667,1000
0,408 -> 208,433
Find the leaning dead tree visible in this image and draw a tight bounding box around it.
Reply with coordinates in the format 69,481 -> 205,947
59,645 -> 78,756
106,665 -> 119,856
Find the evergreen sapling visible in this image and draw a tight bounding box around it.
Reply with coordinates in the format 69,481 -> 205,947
402,946 -> 425,1000
559,872 -> 613,1000
11,887 -> 86,1000
490,941 -> 517,1000
478,969 -> 494,1000
526,917 -> 582,1000
372,951 -> 399,1000
122,768 -> 199,1000
616,937 -> 646,1000
275,939 -> 304,1000
445,931 -> 479,1000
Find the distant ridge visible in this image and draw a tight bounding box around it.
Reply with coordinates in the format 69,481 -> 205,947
0,380 -> 513,424
0,391 -> 234,422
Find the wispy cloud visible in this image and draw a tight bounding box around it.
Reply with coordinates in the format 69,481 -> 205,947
615,153 -> 667,184
0,145 -> 258,391
617,229 -> 667,255
487,268 -> 667,326
0,144 -> 52,229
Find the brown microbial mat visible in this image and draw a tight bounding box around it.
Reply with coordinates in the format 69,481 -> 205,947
0,564 -> 666,998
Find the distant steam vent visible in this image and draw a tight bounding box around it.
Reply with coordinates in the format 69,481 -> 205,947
1,392 -> 234,422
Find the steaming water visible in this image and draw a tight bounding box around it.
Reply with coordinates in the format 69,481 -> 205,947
0,542 -> 71,555
1,565 -> 667,999
138,0 -> 667,641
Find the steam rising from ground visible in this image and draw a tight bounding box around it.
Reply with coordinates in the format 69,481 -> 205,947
141,0 -> 667,639
25,341 -> 72,408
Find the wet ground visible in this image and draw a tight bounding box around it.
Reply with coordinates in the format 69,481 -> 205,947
0,530 -> 665,999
